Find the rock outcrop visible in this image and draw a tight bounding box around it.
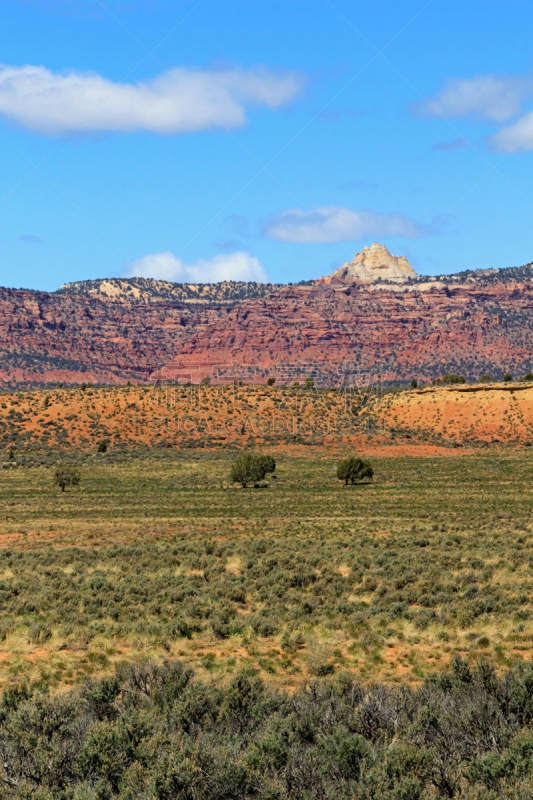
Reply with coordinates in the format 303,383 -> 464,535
322,242 -> 417,285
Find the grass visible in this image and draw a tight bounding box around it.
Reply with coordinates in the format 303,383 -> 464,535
0,449 -> 532,692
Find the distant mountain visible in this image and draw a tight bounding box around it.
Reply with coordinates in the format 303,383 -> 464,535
1,252 -> 533,388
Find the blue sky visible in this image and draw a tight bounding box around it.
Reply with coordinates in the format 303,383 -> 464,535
2,0 -> 533,290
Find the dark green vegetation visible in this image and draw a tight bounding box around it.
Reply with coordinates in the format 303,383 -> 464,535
230,453 -> 276,487
336,457 -> 373,485
5,659 -> 533,798
432,374 -> 466,386
53,465 -> 81,493
0,452 -> 532,692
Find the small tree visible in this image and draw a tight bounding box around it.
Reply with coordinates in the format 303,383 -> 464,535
97,439 -> 109,453
478,374 -> 492,384
503,373 -> 512,382
54,465 -> 81,493
410,378 -> 417,389
230,453 -> 275,488
267,377 -> 275,386
337,457 -> 374,486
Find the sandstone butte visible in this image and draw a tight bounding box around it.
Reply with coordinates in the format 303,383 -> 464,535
319,242 -> 418,285
2,243 -> 533,389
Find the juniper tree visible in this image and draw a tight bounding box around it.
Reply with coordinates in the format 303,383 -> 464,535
337,457 -> 374,486
54,465 -> 81,493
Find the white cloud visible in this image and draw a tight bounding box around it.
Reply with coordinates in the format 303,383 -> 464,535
414,75 -> 533,123
0,63 -> 304,135
124,250 -> 268,283
264,206 -> 424,243
488,111 -> 533,152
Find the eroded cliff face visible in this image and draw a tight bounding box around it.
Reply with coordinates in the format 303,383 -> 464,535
0,288 -> 227,387
177,282 -> 533,383
1,279 -> 533,387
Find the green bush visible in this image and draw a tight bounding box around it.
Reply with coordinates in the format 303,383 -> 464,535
230,453 -> 276,488
433,374 -> 466,386
337,457 -> 374,486
53,464 -> 81,492
1,661 -> 533,798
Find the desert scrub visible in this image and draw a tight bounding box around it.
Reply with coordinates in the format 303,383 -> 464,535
0,452 -> 530,687
2,659 -> 533,798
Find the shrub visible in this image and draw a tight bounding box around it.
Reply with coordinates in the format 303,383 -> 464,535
97,439 -> 109,453
433,374 -> 466,386
478,374 -> 492,383
267,377 -> 275,386
503,373 -> 513,382
410,378 -> 417,389
337,457 -> 374,486
523,372 -> 533,382
230,453 -> 276,488
54,464 -> 81,492
28,622 -> 52,644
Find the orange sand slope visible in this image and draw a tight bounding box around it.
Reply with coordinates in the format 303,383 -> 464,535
1,382 -> 533,451
381,383 -> 533,445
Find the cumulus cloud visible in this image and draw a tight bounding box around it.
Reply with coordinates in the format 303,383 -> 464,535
413,75 -> 533,123
263,206 -> 425,244
124,250 -> 268,283
0,63 -> 304,135
488,112 -> 533,152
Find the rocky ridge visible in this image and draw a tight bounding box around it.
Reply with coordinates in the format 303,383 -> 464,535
57,277 -> 286,305
2,249 -> 533,387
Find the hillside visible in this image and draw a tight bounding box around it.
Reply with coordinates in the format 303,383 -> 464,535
177,281 -> 533,384
2,382 -> 533,455
57,277 -> 286,304
426,260 -> 533,286
0,286 -> 227,388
